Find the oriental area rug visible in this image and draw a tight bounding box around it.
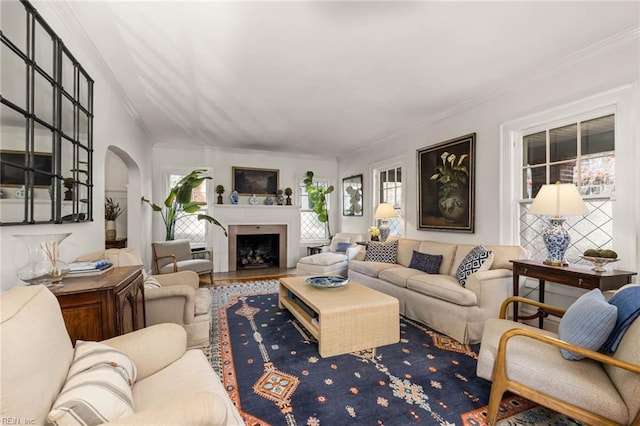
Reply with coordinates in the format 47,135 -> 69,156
210,281 -> 583,426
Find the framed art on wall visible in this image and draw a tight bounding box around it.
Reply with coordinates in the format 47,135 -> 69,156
417,133 -> 475,233
342,174 -> 363,216
232,167 -> 279,195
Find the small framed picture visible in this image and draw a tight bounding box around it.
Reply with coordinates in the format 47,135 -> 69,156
342,174 -> 363,216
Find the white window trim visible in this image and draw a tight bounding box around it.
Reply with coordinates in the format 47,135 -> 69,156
370,156 -> 406,236
499,84 -> 638,271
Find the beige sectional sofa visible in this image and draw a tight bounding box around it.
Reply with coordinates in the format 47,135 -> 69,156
348,236 -> 527,344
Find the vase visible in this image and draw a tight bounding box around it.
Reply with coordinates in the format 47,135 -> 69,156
439,190 -> 467,223
105,220 -> 117,241
230,190 -> 239,205
14,233 -> 71,288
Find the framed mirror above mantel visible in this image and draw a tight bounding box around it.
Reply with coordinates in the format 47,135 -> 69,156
0,0 -> 93,225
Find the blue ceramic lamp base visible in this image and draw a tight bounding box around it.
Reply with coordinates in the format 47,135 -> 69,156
542,218 -> 570,266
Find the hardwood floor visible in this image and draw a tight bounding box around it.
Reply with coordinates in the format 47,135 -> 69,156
205,267 -> 297,286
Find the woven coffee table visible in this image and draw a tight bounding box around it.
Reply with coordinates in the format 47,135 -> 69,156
279,276 -> 399,357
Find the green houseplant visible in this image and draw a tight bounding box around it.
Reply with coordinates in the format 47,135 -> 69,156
142,169 -> 227,240
303,171 -> 334,239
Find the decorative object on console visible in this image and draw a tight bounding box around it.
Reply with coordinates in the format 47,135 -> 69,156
285,187 -> 293,205
369,226 -> 380,241
304,171 -> 334,238
14,233 -> 71,288
374,203 -> 397,241
342,174 -> 363,216
305,275 -> 349,288
264,196 -> 274,205
417,133 -> 475,233
276,189 -> 284,205
216,184 -> 225,204
230,189 -> 239,204
527,181 -> 589,266
249,193 -> 258,205
142,169 -> 227,240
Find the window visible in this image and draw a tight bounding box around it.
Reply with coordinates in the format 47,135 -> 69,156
377,166 -> 402,237
169,173 -> 207,245
300,177 -> 330,241
519,114 -> 615,263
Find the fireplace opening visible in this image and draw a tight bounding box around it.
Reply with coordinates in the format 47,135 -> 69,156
236,234 -> 280,269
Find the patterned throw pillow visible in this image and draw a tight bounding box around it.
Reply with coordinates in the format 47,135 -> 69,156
455,245 -> 494,287
408,250 -> 443,274
48,341 -> 137,425
364,240 -> 398,264
558,288 -> 618,360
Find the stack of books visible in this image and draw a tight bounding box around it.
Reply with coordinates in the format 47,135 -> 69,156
68,259 -> 114,277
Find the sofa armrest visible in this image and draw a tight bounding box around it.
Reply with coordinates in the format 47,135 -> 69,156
465,269 -> 513,310
104,392 -> 228,426
145,285 -> 196,325
152,270 -> 199,289
101,323 -> 187,381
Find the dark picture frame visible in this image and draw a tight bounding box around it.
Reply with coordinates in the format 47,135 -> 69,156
232,167 -> 279,195
417,133 -> 475,233
0,150 -> 53,188
342,174 -> 363,216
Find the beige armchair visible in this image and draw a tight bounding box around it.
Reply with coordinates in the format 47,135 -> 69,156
476,293 -> 640,426
0,284 -> 242,425
152,239 -> 214,284
101,248 -> 213,356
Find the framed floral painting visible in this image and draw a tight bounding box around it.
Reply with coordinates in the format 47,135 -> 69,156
416,133 -> 475,232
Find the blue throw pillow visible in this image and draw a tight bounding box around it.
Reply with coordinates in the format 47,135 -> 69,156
455,246 -> 493,287
601,285 -> 640,353
558,288 -> 618,360
408,250 -> 443,274
334,242 -> 352,253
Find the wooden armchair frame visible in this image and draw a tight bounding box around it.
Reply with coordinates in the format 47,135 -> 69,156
487,296 -> 640,426
152,242 -> 214,283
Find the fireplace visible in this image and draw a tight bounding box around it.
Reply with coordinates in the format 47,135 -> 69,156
228,224 -> 288,271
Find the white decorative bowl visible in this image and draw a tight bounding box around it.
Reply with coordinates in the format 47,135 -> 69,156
580,256 -> 619,272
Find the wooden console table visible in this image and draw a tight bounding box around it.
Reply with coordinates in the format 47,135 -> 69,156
510,259 -> 636,327
51,265 -> 145,344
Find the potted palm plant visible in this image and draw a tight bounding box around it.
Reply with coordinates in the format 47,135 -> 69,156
430,152 -> 469,222
142,169 -> 227,240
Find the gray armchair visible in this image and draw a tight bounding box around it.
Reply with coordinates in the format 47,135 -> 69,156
152,239 -> 214,284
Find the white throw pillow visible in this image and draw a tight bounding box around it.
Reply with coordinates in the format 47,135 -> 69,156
48,341 -> 137,425
143,276 -> 162,289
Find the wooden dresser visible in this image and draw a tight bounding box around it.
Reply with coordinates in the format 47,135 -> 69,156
51,265 -> 146,344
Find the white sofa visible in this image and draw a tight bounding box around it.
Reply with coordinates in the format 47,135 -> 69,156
0,284 -> 243,425
348,236 -> 527,344
296,232 -> 368,276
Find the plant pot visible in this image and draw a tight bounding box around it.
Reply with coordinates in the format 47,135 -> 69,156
217,194 -> 223,204
439,190 -> 467,223
105,220 -> 117,241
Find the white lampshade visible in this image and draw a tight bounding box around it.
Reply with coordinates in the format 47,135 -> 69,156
528,182 -> 588,218
374,203 -> 398,219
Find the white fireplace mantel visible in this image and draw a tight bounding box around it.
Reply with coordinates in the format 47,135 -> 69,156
211,205 -> 301,273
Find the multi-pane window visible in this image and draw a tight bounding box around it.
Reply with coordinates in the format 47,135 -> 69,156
169,174 -> 207,245
519,114 -> 615,263
378,166 -> 402,237
300,178 -> 330,241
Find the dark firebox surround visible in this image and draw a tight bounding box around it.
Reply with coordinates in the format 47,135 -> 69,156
228,224 -> 288,272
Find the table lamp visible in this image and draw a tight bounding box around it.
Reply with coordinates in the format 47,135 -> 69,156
374,203 -> 398,242
528,182 -> 589,266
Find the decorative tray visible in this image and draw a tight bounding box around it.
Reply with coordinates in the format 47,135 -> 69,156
579,256 -> 620,272
305,276 -> 349,288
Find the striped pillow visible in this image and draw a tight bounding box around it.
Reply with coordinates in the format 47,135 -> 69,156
48,341 -> 137,425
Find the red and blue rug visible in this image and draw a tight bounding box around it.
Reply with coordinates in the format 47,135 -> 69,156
210,281 -> 582,426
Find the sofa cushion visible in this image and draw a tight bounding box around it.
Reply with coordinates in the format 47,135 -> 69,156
364,240 -> 398,263
558,289 -> 618,360
379,267 -> 426,288
388,236 -> 421,267
48,340 -> 137,425
348,259 -> 398,278
407,274 -> 478,306
408,250 -> 443,274
455,245 -> 494,286
298,252 -> 347,266
417,240 -> 458,275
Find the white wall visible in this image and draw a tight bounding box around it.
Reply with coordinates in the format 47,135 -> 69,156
337,37 -> 639,310
151,145 -> 338,265
0,2 -> 153,290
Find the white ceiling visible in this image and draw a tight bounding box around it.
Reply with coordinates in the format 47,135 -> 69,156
58,1 -> 638,156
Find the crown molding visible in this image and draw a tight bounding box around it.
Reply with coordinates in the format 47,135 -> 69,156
153,142 -> 338,162
358,26 -> 640,153
47,1 -> 152,143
